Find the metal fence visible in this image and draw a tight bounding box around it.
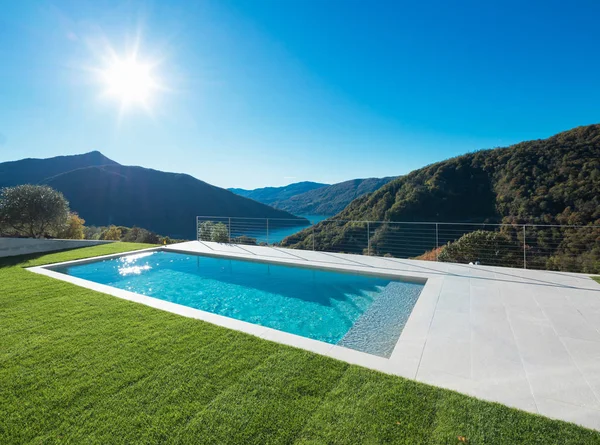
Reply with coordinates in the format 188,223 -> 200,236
196,216 -> 600,274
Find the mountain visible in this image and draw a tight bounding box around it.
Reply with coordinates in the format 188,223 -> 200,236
281,124 -> 600,269
229,182 -> 328,206
1,153 -> 307,239
275,177 -> 396,215
230,177 -> 396,216
0,151 -> 118,187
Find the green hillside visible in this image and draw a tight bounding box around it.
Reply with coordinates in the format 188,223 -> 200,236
232,177 -> 396,216
281,124 -> 600,272
229,181 -> 328,206
276,177 -> 396,215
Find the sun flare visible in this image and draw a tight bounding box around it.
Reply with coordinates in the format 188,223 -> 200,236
100,53 -> 159,110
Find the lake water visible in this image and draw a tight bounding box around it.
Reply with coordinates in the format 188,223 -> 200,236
232,214 -> 331,244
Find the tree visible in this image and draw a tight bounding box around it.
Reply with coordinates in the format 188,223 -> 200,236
211,223 -> 229,243
199,221 -> 215,241
122,226 -> 160,244
101,225 -> 122,241
56,213 -> 86,239
199,221 -> 229,243
0,185 -> 70,238
83,226 -> 103,240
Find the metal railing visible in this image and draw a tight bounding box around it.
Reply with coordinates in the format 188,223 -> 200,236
196,216 -> 600,274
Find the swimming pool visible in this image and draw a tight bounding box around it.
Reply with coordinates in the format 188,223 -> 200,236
51,251 -> 424,357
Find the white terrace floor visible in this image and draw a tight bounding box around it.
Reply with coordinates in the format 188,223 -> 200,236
166,241 -> 600,430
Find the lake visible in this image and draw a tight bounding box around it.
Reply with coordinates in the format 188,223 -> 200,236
231,214 -> 331,244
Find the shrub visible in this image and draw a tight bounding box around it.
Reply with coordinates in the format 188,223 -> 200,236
101,225 -> 122,241
438,230 -> 522,267
122,226 -> 160,244
83,226 -> 103,240
56,213 -> 86,239
231,235 -> 257,245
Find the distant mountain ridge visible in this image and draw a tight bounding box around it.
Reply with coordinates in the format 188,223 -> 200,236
230,177 -> 396,216
229,181 -> 327,206
0,152 -> 306,239
0,151 -> 118,188
276,177 -> 397,215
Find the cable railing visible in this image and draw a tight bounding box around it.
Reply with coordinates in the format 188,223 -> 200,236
195,216 -> 600,274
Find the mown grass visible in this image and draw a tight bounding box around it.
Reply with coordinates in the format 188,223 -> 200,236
1,243 -> 599,444
592,276 -> 600,285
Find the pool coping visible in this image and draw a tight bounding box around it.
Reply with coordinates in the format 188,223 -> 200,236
27,246 -> 442,376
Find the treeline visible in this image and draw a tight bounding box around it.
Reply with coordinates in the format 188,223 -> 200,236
280,124 -> 600,273
83,225 -> 184,244
0,184 -> 183,245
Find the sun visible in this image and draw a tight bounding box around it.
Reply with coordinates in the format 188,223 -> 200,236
100,53 -> 159,110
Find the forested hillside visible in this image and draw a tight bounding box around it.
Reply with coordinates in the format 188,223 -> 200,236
276,177 -> 396,215
229,182 -> 327,206
281,124 -> 600,272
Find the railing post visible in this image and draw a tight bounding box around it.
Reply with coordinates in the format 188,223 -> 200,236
228,217 -> 231,243
312,224 -> 315,251
435,223 -> 439,261
266,218 -> 269,245
367,221 -> 371,256
523,225 -> 527,269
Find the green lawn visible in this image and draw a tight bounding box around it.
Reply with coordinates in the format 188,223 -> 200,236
1,244 -> 599,444
593,276 -> 600,284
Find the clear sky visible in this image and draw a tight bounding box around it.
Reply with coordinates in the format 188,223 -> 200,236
1,0 -> 599,189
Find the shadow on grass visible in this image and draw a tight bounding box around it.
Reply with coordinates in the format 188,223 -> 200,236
0,245 -> 112,269
0,251 -> 56,269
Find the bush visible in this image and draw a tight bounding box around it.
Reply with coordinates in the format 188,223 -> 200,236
101,225 -> 122,241
122,226 -> 160,244
544,226 -> 600,273
83,226 -> 103,240
55,213 -> 86,239
231,235 -> 257,245
438,230 -> 522,267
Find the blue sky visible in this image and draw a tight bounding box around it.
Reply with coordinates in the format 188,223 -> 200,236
1,0 -> 599,189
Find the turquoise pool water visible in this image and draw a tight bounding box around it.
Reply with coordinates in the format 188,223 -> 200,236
53,251 -> 423,357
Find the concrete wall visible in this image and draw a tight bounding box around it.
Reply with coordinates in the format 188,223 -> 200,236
0,238 -> 114,258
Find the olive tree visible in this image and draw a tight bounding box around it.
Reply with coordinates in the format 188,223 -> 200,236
0,185 -> 70,238
211,223 -> 229,243
199,221 -> 229,243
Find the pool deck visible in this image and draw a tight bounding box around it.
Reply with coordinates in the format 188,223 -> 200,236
30,240 -> 600,430
166,241 -> 600,430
